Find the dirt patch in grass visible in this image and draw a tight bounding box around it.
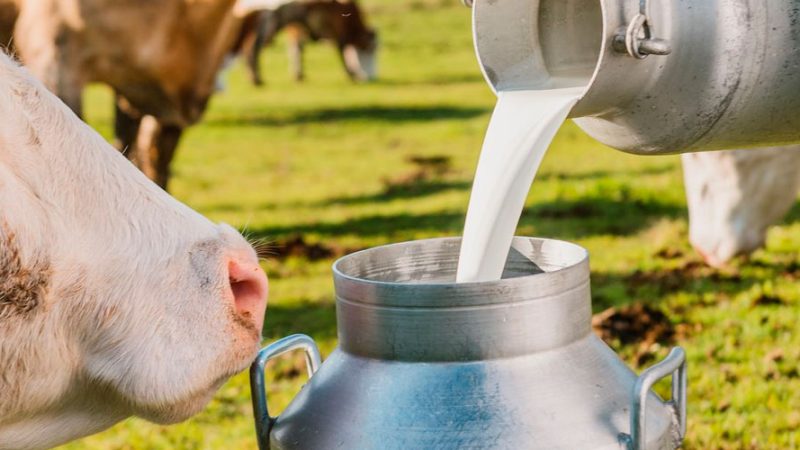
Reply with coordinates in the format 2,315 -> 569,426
626,260 -> 742,293
752,294 -> 785,307
592,303 -> 677,365
780,260 -> 800,280
381,154 -> 452,195
267,353 -> 308,381
654,247 -> 685,260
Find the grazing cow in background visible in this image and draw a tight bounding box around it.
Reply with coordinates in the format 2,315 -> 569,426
12,0 -> 258,189
0,52 -> 268,449
682,147 -> 800,267
230,0 -> 378,85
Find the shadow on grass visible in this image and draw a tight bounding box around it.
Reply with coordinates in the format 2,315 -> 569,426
252,210 -> 465,240
373,73 -> 487,86
262,300 -> 337,341
590,263 -> 758,313
321,179 -> 471,206
536,165 -> 675,182
207,105 -> 487,127
248,195 -> 685,242
316,165 -> 676,207
520,195 -> 685,238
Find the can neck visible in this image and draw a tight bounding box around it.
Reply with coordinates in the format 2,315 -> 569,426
333,237 -> 593,361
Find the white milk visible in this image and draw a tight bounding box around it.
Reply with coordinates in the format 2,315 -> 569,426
456,88 -> 583,282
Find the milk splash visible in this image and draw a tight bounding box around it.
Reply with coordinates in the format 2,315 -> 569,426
456,88 -> 583,282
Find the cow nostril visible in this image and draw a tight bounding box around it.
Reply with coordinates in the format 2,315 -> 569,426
227,258 -> 268,333
230,277 -> 260,306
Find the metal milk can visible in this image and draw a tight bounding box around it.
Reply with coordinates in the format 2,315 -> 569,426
251,237 -> 687,449
472,0 -> 800,154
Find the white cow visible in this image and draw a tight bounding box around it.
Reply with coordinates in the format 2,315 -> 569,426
683,147 -> 800,267
0,52 -> 268,449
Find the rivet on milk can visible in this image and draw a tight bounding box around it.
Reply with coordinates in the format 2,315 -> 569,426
472,0 -> 800,154
250,237 -> 687,450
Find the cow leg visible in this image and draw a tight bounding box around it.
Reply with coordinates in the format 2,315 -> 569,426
241,25 -> 264,86
152,124 -> 183,190
113,95 -> 142,158
242,33 -> 264,86
286,30 -> 305,82
131,116 -> 183,190
56,73 -> 83,116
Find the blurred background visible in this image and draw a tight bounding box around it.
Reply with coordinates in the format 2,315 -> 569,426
10,0 -> 795,447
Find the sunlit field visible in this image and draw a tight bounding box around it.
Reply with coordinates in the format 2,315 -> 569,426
60,0 -> 800,448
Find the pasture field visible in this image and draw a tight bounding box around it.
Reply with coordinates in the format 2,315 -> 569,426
62,0 -> 799,448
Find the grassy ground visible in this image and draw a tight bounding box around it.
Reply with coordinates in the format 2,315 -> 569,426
60,0 -> 800,448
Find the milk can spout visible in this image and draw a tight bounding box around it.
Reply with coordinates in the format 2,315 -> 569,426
472,0 -> 800,154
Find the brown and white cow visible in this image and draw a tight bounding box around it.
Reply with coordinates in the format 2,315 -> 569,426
683,147 -> 800,267
229,0 -> 378,85
11,0 -> 256,190
0,52 -> 267,449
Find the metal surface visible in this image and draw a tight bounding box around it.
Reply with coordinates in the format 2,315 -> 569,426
623,347 -> 688,450
250,334 -> 321,450
473,0 -> 800,154
252,237 -> 686,449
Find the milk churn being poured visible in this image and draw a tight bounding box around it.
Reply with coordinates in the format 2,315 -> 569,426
472,0 -> 800,154
251,238 -> 687,450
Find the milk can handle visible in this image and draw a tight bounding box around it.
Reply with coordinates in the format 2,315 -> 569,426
250,334 -> 322,450
625,346 -> 687,450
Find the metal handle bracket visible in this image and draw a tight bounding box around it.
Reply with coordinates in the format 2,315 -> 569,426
622,346 -> 687,450
613,0 -> 672,58
250,334 -> 322,450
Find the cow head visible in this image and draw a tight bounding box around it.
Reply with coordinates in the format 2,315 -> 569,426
0,53 -> 268,448
682,148 -> 800,267
342,28 -> 378,82
339,1 -> 378,82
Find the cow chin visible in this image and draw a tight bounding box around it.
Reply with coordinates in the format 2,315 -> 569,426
127,336 -> 260,425
134,375 -> 228,425
135,315 -> 261,425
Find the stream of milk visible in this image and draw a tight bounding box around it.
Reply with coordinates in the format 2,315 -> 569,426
456,88 -> 583,283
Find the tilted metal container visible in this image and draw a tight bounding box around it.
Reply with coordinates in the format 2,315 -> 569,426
472,0 -> 800,154
251,237 -> 687,449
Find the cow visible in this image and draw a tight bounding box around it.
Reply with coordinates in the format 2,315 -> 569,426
11,0 -> 260,190
0,52 -> 268,449
230,0 -> 378,86
682,147 -> 800,267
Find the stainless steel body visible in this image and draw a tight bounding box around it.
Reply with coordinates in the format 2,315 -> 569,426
472,0 -> 800,154
252,237 -> 687,450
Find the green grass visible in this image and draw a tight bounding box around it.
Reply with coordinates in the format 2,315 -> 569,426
60,0 -> 800,448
